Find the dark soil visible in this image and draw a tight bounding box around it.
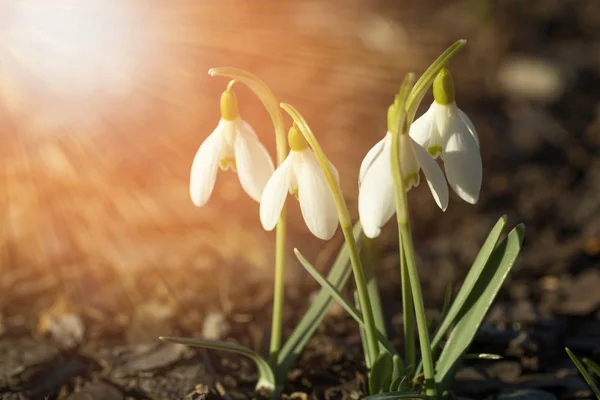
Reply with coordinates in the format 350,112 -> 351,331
1,0 -> 600,399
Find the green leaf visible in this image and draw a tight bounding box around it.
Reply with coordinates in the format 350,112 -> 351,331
362,392 -> 434,400
435,223 -> 525,390
294,248 -> 398,356
369,351 -> 394,395
433,216 -> 507,347
440,283 -> 453,322
566,348 -> 600,399
389,355 -> 405,392
415,216 -> 507,377
388,375 -> 406,393
277,223 -> 361,372
159,336 -> 275,391
584,358 -> 600,378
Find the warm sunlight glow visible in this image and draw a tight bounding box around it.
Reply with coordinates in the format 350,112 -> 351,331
3,0 -> 141,95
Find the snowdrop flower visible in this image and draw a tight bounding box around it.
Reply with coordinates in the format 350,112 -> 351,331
190,83 -> 275,206
358,106 -> 449,239
409,68 -> 482,204
260,124 -> 339,240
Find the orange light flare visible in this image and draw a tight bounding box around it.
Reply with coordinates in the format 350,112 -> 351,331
2,0 -> 143,96
0,1 -> 283,319
0,1 -> 400,323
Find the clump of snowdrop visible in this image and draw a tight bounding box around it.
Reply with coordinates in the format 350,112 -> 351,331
260,124 -> 339,240
409,68 -> 482,204
164,41 -> 526,400
189,81 -> 275,207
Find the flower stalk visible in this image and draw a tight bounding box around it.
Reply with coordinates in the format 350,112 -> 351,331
400,244 -> 415,370
389,73 -> 436,396
281,103 -> 381,367
208,67 -> 288,368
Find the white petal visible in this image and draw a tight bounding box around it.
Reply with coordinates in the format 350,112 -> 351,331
235,121 -> 275,202
442,121 -> 482,204
409,104 -> 435,149
359,136 -> 386,185
411,137 -> 449,211
457,108 -> 480,148
189,121 -> 224,207
399,134 -> 421,190
358,135 -> 395,238
259,155 -> 293,231
295,149 -> 339,240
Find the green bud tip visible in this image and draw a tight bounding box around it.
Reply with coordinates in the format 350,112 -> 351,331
433,68 -> 455,105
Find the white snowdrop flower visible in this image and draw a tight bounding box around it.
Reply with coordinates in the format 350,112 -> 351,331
358,129 -> 449,239
190,84 -> 275,206
409,68 -> 482,204
260,124 -> 339,240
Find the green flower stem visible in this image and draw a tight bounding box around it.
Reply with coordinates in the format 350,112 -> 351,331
390,74 -> 435,397
400,243 -> 415,370
399,223 -> 435,395
281,103 -> 380,368
208,67 -> 288,369
271,211 -> 287,366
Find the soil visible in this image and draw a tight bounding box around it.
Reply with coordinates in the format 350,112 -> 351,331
1,0 -> 600,399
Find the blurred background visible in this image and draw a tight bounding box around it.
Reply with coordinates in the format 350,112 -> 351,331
0,0 -> 599,371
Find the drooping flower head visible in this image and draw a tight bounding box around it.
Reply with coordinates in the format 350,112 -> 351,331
409,68 -> 482,204
358,100 -> 449,239
190,81 -> 275,207
260,124 -> 339,240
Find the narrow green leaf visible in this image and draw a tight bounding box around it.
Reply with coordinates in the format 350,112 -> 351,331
389,355 -> 405,392
584,358 -> 600,378
277,223 -> 361,372
362,392 -> 434,400
416,216 -> 507,377
294,248 -> 398,356
160,336 -> 275,391
388,375 -> 406,393
440,283 -> 453,323
369,351 -> 394,395
435,224 -> 525,390
433,216 -> 507,348
567,348 -> 600,399
431,283 -> 454,361
414,215 -> 506,382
